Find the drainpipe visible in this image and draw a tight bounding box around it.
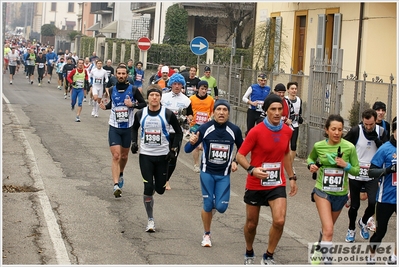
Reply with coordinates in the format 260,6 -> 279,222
355,3 -> 364,83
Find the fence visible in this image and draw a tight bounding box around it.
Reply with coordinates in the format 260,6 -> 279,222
75,36 -> 397,158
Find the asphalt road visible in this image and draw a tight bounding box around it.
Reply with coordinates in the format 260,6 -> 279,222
2,70 -> 397,265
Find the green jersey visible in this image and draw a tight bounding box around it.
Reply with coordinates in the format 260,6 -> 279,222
200,76 -> 217,97
307,138 -> 359,196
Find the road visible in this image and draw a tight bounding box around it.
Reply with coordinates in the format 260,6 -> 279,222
2,71 -> 397,265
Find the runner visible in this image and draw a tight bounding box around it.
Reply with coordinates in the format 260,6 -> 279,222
67,59 -> 89,122
89,59 -> 108,118
236,94 -> 297,265
185,99 -> 243,247
131,84 -> 183,232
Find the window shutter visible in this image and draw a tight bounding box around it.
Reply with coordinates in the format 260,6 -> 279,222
332,13 -> 342,66
316,14 -> 326,61
273,16 -> 282,73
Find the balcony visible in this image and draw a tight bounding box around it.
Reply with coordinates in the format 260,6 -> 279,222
130,3 -> 156,13
90,3 -> 113,14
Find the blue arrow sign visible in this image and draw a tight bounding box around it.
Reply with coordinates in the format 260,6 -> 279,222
190,36 -> 209,56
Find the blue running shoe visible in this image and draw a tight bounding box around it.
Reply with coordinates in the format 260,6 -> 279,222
118,174 -> 124,189
358,218 -> 370,240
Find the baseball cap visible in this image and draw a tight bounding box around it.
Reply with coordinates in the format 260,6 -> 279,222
274,83 -> 286,92
198,80 -> 208,88
372,101 -> 386,111
161,66 -> 169,73
258,73 -> 267,80
204,66 -> 211,72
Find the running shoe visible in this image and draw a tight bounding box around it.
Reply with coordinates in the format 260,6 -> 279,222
358,218 -> 370,240
30,80 -> 33,84
113,184 -> 122,198
94,114 -> 98,118
146,219 -> 155,232
48,80 -> 50,84
386,255 -> 397,265
367,256 -> 376,265
64,94 -> 67,99
310,248 -> 323,265
261,255 -> 275,265
201,234 -> 212,247
118,174 -> 124,189
244,255 -> 255,265
193,164 -> 200,173
345,229 -> 356,243
75,116 -> 81,122
9,81 -> 12,84
71,105 -> 75,110
38,83 -> 41,87
26,75 -> 28,79
83,97 -> 87,102
91,110 -> 95,116
367,217 -> 376,232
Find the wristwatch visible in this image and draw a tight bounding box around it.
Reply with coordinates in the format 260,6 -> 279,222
247,165 -> 255,175
171,147 -> 178,157
288,176 -> 297,181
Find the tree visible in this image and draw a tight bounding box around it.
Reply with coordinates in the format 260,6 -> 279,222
164,4 -> 188,46
67,30 -> 81,41
200,3 -> 256,49
41,24 -> 58,37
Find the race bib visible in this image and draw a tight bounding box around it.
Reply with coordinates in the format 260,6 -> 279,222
323,168 -> 344,192
186,87 -> 194,96
357,163 -> 371,181
94,78 -> 102,84
114,106 -> 129,122
208,143 -> 230,164
256,101 -> 264,112
144,129 -> 161,145
195,112 -> 209,125
38,63 -> 44,68
76,80 -> 84,88
136,74 -> 142,82
260,162 -> 282,186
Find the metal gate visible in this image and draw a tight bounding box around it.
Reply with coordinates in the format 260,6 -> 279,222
305,48 -> 344,155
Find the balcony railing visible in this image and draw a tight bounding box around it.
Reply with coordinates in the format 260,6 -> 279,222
90,3 -> 113,14
131,3 -> 156,11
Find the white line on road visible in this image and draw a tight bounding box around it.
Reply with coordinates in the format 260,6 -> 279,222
3,94 -> 71,265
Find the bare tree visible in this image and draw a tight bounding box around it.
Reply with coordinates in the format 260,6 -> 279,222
200,3 -> 256,49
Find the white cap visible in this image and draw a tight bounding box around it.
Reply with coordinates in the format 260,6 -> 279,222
161,66 -> 169,73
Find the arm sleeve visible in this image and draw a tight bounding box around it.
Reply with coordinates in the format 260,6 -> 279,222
347,145 -> 360,176
343,127 -> 358,145
67,69 -> 75,84
131,111 -> 141,143
213,86 -> 218,97
368,163 -> 385,179
185,104 -> 193,116
133,88 -> 147,109
242,86 -> 252,103
168,111 -> 183,148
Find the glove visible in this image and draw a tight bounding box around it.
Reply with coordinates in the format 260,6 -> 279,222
165,149 -> 177,162
130,142 -> 138,154
385,164 -> 396,174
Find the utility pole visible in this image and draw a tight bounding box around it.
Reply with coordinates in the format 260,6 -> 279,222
227,26 -> 237,103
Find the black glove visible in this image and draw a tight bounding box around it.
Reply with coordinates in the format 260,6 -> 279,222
165,149 -> 177,162
385,164 -> 396,174
130,142 -> 138,154
298,116 -> 304,124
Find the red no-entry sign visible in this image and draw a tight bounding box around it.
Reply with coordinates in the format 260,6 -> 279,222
137,37 -> 151,51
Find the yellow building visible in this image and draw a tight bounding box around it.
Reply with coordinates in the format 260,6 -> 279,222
255,2 -> 397,82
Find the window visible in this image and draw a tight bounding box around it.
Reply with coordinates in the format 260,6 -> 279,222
68,3 -> 74,12
264,15 -> 282,73
51,2 -> 56,11
316,8 -> 341,64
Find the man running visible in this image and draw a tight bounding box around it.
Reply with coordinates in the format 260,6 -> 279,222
160,73 -> 193,190
67,59 -> 89,122
131,84 -> 183,232
45,47 -> 58,84
236,93 -> 297,265
89,59 -> 108,118
99,64 -> 146,198
35,51 -> 46,86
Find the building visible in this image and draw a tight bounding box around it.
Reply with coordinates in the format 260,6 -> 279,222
255,2 -> 397,82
